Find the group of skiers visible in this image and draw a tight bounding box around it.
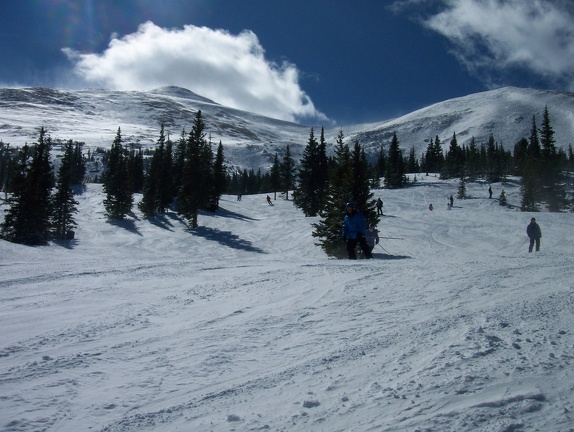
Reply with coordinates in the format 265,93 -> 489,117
341,201 -> 543,259
260,190 -> 542,258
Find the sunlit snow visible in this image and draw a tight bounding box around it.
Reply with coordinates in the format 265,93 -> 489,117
1,175 -> 573,431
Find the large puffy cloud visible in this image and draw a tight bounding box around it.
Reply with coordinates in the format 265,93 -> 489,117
394,0 -> 574,90
63,22 -> 327,123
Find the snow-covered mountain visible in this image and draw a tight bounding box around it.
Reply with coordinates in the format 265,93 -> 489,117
1,86 -> 573,171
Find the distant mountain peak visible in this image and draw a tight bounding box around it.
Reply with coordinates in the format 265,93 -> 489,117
148,86 -> 219,105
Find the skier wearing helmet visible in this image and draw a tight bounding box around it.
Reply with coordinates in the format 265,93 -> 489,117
342,202 -> 372,259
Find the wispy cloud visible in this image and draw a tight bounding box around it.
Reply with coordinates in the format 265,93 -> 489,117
63,22 -> 327,123
392,0 -> 574,90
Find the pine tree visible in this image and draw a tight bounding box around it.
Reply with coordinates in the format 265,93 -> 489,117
312,130 -> 375,258
406,146 -> 419,173
384,132 -> 404,189
442,132 -> 464,179
520,116 -> 542,212
72,141 -> 86,185
350,139 -> 376,223
210,141 -> 227,210
177,110 -> 212,227
139,125 -> 174,217
465,137 -> 481,181
51,140 -> 79,240
293,127 -> 329,216
269,153 -> 281,199
1,128 -> 55,244
279,145 -> 296,200
103,127 -> 133,219
312,129 -> 351,258
375,144 -> 386,180
539,106 -> 567,211
457,174 -> 467,199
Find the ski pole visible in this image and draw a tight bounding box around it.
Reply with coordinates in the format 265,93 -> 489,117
379,236 -> 404,240
514,238 -> 527,254
377,243 -> 392,255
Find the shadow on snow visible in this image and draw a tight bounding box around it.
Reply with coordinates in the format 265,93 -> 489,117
189,226 -> 266,254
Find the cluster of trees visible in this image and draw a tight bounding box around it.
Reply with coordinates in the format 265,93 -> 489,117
1,105 -> 572,249
0,110 -> 227,244
0,128 -> 85,244
290,128 -> 376,258
105,111 -> 226,227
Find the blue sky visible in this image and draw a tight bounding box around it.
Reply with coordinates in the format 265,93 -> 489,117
0,0 -> 573,125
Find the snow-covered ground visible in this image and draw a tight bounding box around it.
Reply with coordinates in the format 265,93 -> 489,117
1,176 -> 573,432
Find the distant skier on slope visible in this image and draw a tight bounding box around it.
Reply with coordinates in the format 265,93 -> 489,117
376,198 -> 383,215
342,202 -> 372,259
527,217 -> 542,252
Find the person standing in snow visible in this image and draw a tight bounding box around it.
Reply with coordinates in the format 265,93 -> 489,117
526,217 -> 542,252
364,223 -> 379,254
266,195 -> 273,206
429,203 -> 433,211
488,186 -> 493,199
342,202 -> 372,259
376,198 -> 383,215
450,195 -> 454,207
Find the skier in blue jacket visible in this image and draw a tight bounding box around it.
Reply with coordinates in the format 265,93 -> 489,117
342,202 -> 372,259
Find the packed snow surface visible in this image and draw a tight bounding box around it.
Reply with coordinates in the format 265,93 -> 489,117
1,176 -> 573,431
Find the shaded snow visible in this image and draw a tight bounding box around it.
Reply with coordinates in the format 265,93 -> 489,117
1,176 -> 574,431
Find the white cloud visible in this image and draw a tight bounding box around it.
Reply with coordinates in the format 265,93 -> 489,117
63,22 -> 327,123
395,0 -> 574,90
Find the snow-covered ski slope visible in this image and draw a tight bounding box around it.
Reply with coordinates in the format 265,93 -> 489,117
1,176 -> 573,431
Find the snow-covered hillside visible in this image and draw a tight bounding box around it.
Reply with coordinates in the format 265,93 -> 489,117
349,87 -> 574,157
1,177 -> 573,431
1,86 -> 573,171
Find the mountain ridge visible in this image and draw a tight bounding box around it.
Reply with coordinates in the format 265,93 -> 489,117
1,86 -> 573,171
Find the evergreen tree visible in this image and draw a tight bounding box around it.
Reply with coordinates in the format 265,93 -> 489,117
293,127 -> 329,216
51,140 -> 79,240
177,110 -> 212,227
139,127 -> 165,217
128,147 -> 145,194
279,145 -> 296,200
66,141 -> 86,185
350,139 -> 376,222
1,127 -> 55,244
424,136 -> 444,174
312,129 -> 351,258
103,127 -> 133,219
375,144 -> 386,181
539,106 -> 568,211
442,132 -> 464,179
384,132 -> 404,188
312,130 -> 375,258
269,153 -> 281,199
513,137 -> 529,176
520,120 -> 541,212
457,174 -> 467,200
210,141 -> 227,210
465,137 -> 481,181
159,133 -> 174,212
406,145 -> 419,173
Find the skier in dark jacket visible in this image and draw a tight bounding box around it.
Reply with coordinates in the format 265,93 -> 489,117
526,217 -> 542,252
342,202 -> 372,259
